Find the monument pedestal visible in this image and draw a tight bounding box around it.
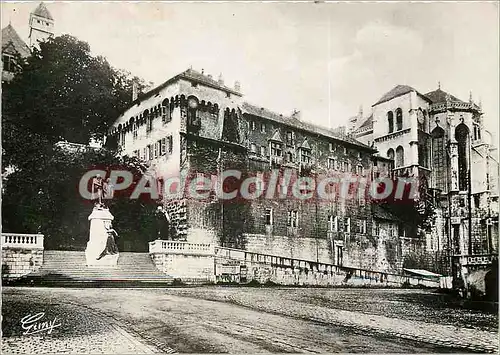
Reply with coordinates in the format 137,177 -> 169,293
85,207 -> 119,267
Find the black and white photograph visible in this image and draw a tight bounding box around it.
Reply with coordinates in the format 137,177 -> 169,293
1,1 -> 498,353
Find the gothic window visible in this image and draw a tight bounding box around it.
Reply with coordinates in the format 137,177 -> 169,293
396,108 -> 403,131
286,151 -> 294,162
260,123 -> 266,133
120,131 -> 126,148
133,122 -> 138,140
431,127 -> 446,191
456,124 -> 470,191
250,121 -> 256,131
395,146 -> 404,167
260,146 -> 266,156
250,143 -> 257,153
286,131 -> 295,146
387,111 -> 394,133
387,148 -> 395,161
328,158 -> 336,169
418,140 -> 429,168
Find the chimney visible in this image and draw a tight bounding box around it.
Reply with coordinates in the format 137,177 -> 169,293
132,81 -> 138,102
218,73 -> 224,85
207,74 -> 213,80
201,68 -> 205,75
291,109 -> 301,120
234,80 -> 241,92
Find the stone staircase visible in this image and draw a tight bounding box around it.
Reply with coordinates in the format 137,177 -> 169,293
12,251 -> 174,287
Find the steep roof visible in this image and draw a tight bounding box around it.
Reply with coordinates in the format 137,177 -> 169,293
372,204 -> 403,222
242,102 -> 375,152
424,88 -> 464,104
373,84 -> 431,106
181,69 -> 242,96
357,114 -> 373,130
2,24 -> 30,58
32,2 -> 54,21
121,68 -> 242,114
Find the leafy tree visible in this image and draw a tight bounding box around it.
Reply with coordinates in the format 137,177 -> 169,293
2,34 -> 148,171
2,145 -> 162,251
1,34 -> 161,250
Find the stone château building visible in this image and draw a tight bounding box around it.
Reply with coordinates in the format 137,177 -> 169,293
107,68 -> 418,273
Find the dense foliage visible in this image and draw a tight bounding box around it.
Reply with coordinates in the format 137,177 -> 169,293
1,35 -> 162,251
2,34 -> 148,171
2,146 -> 164,251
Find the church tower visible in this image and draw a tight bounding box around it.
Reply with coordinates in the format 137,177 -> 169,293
28,2 -> 54,49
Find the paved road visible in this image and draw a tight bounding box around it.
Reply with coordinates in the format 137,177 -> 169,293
2,287 -> 498,353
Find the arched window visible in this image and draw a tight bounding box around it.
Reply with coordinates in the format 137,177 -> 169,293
455,124 -> 470,191
387,111 -> 394,133
395,146 -> 404,167
396,108 -> 403,131
387,148 -> 395,160
431,127 -> 446,191
186,96 -> 200,129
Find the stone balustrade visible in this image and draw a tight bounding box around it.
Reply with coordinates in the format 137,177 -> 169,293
461,254 -> 498,266
2,233 -> 44,249
2,233 -> 44,279
149,240 -> 214,255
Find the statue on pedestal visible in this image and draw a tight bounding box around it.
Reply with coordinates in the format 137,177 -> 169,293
86,174 -> 119,267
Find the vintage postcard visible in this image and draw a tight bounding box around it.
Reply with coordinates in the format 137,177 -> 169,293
1,1 -> 498,354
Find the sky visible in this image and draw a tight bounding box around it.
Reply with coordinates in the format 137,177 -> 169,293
2,1 -> 499,139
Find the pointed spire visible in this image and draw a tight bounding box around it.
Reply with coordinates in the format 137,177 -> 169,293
218,73 -> 224,85
479,97 -> 482,110
358,104 -> 363,118
469,91 -> 473,104
438,81 -> 441,90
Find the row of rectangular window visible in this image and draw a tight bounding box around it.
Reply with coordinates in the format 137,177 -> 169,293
132,135 -> 173,160
119,111 -> 173,149
251,142 -> 364,175
263,209 -> 367,234
249,121 -> 358,157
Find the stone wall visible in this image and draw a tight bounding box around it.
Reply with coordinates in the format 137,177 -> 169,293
151,252 -> 214,282
1,233 -> 44,279
215,247 -> 440,288
2,248 -> 43,279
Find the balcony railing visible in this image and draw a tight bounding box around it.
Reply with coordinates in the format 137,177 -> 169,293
149,240 -> 214,255
1,233 -> 44,249
460,254 -> 498,266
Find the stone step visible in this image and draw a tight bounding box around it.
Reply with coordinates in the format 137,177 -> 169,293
22,250 -> 173,286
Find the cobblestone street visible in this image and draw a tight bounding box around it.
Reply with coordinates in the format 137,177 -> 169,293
2,287 -> 498,353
